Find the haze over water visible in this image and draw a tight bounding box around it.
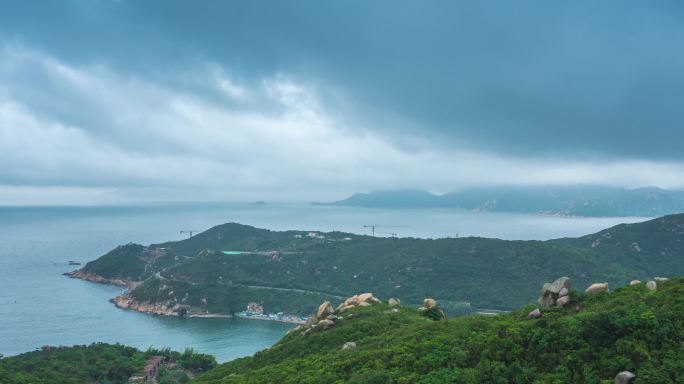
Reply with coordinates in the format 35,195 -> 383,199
0,203 -> 648,361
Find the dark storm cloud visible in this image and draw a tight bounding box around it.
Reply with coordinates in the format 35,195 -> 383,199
3,0 -> 683,160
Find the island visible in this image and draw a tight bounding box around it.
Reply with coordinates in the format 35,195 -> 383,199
316,186 -> 684,217
65,213 -> 684,321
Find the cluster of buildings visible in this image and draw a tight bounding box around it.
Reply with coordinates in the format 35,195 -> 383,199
236,302 -> 307,324
293,231 -> 353,242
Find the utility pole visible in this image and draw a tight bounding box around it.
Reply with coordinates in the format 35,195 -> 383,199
363,225 -> 402,237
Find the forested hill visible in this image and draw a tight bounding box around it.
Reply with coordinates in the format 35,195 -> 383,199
321,186 -> 684,217
72,214 -> 684,315
9,278 -> 684,383
0,343 -> 215,384
194,277 -> 684,383
552,213 -> 684,278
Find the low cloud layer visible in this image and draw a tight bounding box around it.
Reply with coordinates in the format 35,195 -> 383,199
1,1 -> 684,205
1,46 -> 683,205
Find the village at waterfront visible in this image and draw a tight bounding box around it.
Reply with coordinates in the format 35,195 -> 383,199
235,302 -> 307,325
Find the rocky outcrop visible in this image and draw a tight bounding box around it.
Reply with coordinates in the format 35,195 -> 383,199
111,295 -> 226,318
585,282 -> 609,295
614,371 -> 635,384
423,298 -> 437,309
538,277 -> 571,308
113,295 -> 180,316
556,295 -> 570,306
301,293 -> 382,337
64,269 -> 131,287
317,319 -> 335,330
317,301 -> 333,319
655,277 -> 669,283
388,298 -> 401,306
335,292 -> 381,313
341,341 -> 357,350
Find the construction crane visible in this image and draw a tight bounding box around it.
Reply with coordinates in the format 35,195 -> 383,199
180,230 -> 200,238
363,225 -> 402,237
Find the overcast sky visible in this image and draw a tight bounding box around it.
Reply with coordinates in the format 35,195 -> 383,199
1,0 -> 684,205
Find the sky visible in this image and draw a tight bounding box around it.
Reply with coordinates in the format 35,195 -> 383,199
1,0 -> 684,205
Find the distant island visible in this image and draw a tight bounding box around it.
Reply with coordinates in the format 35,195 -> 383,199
314,186 -> 684,217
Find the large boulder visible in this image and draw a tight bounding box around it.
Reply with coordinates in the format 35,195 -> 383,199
317,319 -> 335,330
646,280 -> 657,291
357,293 -> 374,302
556,295 -> 570,307
388,298 -> 401,306
341,341 -> 357,350
629,280 -> 641,286
545,277 -> 571,294
585,283 -> 609,295
423,298 -> 437,309
335,293 -> 380,313
316,301 -> 332,319
614,371 -> 635,384
527,308 -> 541,319
655,277 -> 669,283
538,277 -> 571,308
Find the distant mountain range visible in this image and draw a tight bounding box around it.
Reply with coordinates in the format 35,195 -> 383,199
316,186 -> 684,217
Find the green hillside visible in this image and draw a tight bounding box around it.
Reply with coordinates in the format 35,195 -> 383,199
554,214 -> 684,278
0,343 -> 215,384
73,215 -> 684,315
194,278 -> 684,384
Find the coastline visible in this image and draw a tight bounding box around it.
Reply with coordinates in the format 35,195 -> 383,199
235,312 -> 307,325
111,295 -> 233,318
64,269 -> 135,287
66,269 -> 306,324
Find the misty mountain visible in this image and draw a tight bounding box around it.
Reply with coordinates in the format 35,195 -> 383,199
321,186 -> 684,217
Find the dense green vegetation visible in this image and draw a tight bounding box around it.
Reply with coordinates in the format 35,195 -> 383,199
325,186 -> 684,217
194,277 -> 684,383
7,279 -> 684,383
76,214 -> 684,315
0,343 -> 144,384
81,243 -> 148,280
556,214 -> 684,278
0,344 -> 216,384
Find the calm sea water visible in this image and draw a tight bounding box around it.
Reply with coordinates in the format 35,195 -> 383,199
0,203 -> 648,361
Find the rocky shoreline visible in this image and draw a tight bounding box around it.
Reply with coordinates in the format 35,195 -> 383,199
63,269 -> 133,287
67,268 -> 300,322
111,295 -> 233,318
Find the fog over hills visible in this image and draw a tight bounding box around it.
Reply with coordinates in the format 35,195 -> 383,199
321,186 -> 684,217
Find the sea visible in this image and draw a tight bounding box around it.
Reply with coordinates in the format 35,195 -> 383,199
0,203 -> 649,362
